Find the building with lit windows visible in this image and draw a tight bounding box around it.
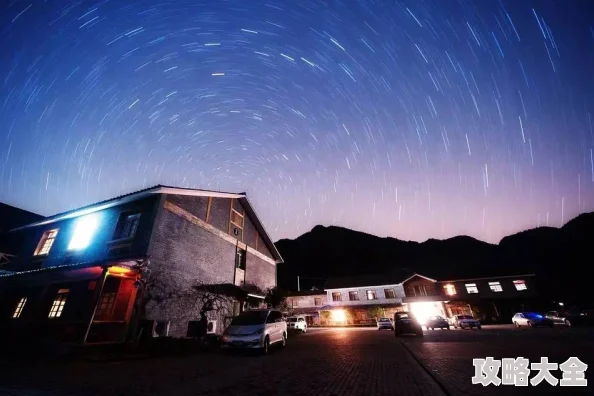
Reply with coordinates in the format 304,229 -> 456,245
0,186 -> 282,345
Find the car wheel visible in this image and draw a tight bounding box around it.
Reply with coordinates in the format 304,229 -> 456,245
417,331 -> 424,337
394,330 -> 400,337
514,321 -> 520,327
565,319 -> 572,327
477,325 -> 481,329
527,321 -> 533,327
446,325 -> 450,330
453,324 -> 457,329
302,327 -> 307,333
281,333 -> 287,348
261,336 -> 270,355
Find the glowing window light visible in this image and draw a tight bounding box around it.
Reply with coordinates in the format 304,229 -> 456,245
68,214 -> 100,250
410,302 -> 442,326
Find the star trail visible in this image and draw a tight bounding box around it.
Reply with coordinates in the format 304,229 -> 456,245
1,0 -> 593,243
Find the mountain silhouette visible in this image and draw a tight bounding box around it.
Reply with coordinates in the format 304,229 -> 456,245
275,212 -> 594,304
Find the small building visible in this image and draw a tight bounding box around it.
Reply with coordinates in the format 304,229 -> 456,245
0,185 -> 282,346
285,289 -> 327,326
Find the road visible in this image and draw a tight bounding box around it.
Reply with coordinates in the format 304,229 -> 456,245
0,328 -> 443,396
403,324 -> 594,395
0,325 -> 591,396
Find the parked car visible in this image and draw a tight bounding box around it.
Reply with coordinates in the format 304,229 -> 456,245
545,311 -> 594,327
393,312 -> 423,337
450,314 -> 481,329
377,317 -> 394,330
287,316 -> 308,332
221,309 -> 287,354
425,315 -> 450,330
512,312 -> 554,328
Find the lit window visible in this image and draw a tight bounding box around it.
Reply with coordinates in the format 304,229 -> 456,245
292,299 -> 299,307
48,289 -> 69,318
68,214 -> 100,250
12,297 -> 27,318
465,283 -> 479,294
366,290 -> 377,300
332,292 -> 342,302
443,284 -> 456,296
384,289 -> 396,299
513,280 -> 527,291
489,282 -> 503,292
112,212 -> 141,240
413,285 -> 428,296
314,297 -> 322,306
34,229 -> 59,256
349,291 -> 359,301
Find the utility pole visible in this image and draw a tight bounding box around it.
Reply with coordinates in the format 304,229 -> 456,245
297,275 -> 300,292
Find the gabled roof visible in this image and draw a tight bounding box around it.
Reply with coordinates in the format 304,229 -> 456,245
401,273 -> 437,283
0,202 -> 44,232
9,185 -> 283,263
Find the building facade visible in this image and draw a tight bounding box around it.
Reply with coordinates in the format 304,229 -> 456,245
285,290 -> 327,326
0,185 -> 282,345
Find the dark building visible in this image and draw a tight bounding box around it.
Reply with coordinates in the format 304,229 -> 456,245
0,203 -> 44,269
0,185 -> 282,345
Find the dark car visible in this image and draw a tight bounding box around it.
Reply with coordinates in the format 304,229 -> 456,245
425,315 -> 450,330
545,311 -> 594,327
394,312 -> 423,337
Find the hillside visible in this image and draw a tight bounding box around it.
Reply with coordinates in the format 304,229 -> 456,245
275,212 -> 594,304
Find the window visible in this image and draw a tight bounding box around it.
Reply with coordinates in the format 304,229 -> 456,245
292,299 -> 299,307
413,285 -> 427,296
465,283 -> 479,294
68,214 -> 99,250
48,289 -> 69,318
349,291 -> 359,301
314,297 -> 322,306
366,290 -> 377,300
332,292 -> 342,302
513,280 -> 527,291
489,282 -> 503,292
230,209 -> 244,229
112,212 -> 141,240
235,248 -> 246,270
95,292 -> 118,319
443,284 -> 456,296
34,229 -> 59,256
12,297 -> 27,318
266,311 -> 282,323
384,289 -> 396,299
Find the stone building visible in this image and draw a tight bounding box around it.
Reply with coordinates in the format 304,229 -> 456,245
0,185 -> 282,345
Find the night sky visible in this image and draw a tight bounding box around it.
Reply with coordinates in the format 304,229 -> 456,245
1,1 -> 593,243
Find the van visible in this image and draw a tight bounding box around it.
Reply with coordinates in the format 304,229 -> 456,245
221,309 -> 287,354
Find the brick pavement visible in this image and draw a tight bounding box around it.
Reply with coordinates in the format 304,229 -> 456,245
0,328 -> 445,396
402,325 -> 594,396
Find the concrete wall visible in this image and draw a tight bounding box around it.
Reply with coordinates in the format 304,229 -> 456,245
325,284 -> 404,307
145,194 -> 277,337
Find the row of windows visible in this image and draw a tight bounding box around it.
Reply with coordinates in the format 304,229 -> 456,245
443,280 -> 528,296
331,288 -> 398,302
32,212 -> 141,257
290,297 -> 323,307
12,289 -> 70,319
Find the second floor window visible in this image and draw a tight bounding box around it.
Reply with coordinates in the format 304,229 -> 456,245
413,285 -> 428,296
314,297 -> 322,306
292,299 -> 299,307
384,289 -> 396,299
366,290 -> 377,300
465,283 -> 479,294
48,289 -> 69,318
349,291 -> 359,301
332,292 -> 342,302
34,229 -> 59,256
113,212 -> 141,240
235,248 -> 246,270
489,282 -> 503,292
513,280 -> 528,291
443,284 -> 456,296
12,297 -> 27,318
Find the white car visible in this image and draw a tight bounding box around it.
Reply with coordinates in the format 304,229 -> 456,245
377,317 -> 394,330
221,309 -> 287,355
512,312 -> 554,328
287,316 -> 307,333
450,314 -> 481,329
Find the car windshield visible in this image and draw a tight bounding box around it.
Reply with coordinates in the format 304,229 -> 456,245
523,312 -> 542,319
230,311 -> 268,326
459,315 -> 474,319
395,313 -> 410,320
287,318 -> 298,322
378,318 -> 390,322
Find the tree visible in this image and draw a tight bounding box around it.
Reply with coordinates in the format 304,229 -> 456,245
367,306 -> 384,320
265,286 -> 287,309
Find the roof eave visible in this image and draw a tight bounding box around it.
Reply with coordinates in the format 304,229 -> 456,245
239,196 -> 284,263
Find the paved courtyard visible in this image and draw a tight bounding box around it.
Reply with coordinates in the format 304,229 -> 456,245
0,325 -> 591,396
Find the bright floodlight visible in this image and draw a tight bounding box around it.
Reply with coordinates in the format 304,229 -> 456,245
331,309 -> 346,322
409,302 -> 441,325
68,213 -> 100,250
